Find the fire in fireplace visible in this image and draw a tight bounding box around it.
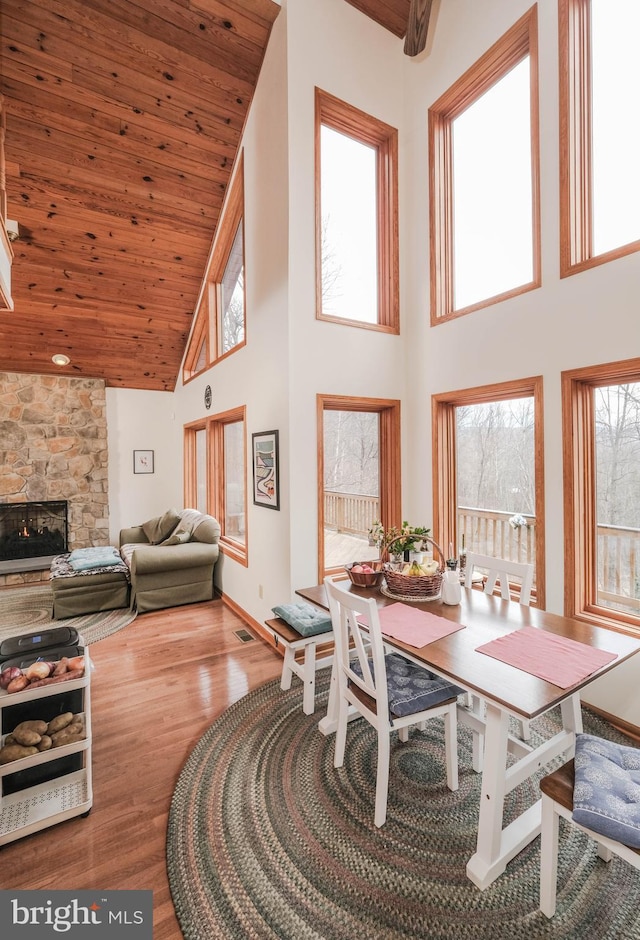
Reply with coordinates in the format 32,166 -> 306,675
0,500 -> 68,567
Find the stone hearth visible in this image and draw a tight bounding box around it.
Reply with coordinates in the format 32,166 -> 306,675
0,372 -> 109,586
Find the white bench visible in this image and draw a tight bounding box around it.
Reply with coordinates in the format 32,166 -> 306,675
265,617 -> 333,715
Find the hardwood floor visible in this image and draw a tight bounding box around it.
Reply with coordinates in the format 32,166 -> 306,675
0,598 -> 283,939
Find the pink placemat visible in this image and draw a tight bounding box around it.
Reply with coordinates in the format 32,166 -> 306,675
475,625 -> 617,688
359,602 -> 465,648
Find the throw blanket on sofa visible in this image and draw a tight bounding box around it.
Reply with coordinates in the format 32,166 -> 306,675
68,546 -> 123,571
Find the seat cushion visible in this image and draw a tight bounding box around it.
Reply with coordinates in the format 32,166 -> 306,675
271,602 -> 332,637
352,652 -> 463,718
572,732 -> 640,848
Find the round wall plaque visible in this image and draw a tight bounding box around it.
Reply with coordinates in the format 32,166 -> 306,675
204,385 -> 212,410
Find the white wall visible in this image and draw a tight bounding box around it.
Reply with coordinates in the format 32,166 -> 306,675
172,3 -> 293,618
285,0 -> 406,592
106,0 -> 639,723
106,388 -> 181,543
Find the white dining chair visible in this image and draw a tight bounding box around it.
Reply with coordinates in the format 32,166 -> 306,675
463,552 -> 535,759
324,576 -> 463,827
540,734 -> 640,917
464,551 -> 534,605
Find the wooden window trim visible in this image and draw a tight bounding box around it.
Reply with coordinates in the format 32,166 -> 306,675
429,6 -> 541,324
182,306 -> 209,383
559,0 -> 640,277
211,155 -> 246,363
183,419 -> 207,508
317,394 -> 401,583
315,88 -> 399,334
562,358 -> 640,633
183,154 -> 246,384
432,376 -> 545,608
208,406 -> 248,567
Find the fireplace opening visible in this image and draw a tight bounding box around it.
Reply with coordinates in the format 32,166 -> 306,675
0,501 -> 68,571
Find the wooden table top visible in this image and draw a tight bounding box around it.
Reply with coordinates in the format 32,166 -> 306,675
296,582 -> 640,720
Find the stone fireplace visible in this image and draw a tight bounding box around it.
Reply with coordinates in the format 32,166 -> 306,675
0,372 -> 110,586
0,500 -> 68,573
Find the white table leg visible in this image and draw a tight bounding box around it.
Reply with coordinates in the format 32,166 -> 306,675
560,692 -> 583,743
301,641 -> 316,715
470,694 -> 485,773
466,702 -> 511,888
467,695 -> 582,890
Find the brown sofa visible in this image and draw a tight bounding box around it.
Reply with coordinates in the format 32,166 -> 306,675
119,508 -> 221,613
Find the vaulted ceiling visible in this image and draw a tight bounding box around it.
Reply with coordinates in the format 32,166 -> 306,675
0,0 -> 432,391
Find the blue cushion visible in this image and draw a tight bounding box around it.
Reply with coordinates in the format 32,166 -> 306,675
353,652 -> 463,718
272,603 -> 333,638
572,733 -> 640,848
68,546 -> 122,571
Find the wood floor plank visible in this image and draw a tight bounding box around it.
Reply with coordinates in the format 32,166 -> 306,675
0,598 -> 283,939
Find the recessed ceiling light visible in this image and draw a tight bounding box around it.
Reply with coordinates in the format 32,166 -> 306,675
51,354 -> 70,366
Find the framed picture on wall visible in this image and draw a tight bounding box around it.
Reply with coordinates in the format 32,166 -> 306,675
133,450 -> 154,474
252,430 -> 279,510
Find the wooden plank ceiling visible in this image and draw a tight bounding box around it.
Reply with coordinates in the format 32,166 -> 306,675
0,0 -> 280,390
0,0 -> 429,391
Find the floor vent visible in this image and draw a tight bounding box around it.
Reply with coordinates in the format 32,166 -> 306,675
233,628 -> 255,644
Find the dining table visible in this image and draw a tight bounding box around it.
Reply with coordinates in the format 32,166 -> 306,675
295,580 -> 640,890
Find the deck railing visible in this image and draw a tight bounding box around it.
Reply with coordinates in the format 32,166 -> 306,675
457,507 -> 536,569
324,493 -> 639,613
597,523 -> 640,613
324,491 -> 379,537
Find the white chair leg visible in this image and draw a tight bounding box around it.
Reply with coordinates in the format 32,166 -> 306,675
334,696 -> 348,769
597,842 -> 614,862
398,725 -> 409,743
280,646 -> 295,691
519,718 -> 531,741
540,794 -> 560,918
374,732 -> 391,828
444,704 -> 459,792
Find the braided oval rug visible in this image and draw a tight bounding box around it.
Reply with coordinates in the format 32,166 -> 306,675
167,670 -> 640,940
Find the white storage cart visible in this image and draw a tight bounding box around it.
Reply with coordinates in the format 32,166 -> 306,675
0,648 -> 92,845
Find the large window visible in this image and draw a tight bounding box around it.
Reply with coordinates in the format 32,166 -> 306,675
429,7 -> 540,322
184,406 -> 247,565
184,423 -> 208,514
222,418 -> 246,547
184,154 -> 245,381
220,221 -> 245,355
563,359 -> 640,631
315,89 -> 399,332
560,0 -> 640,275
317,395 -> 401,581
433,377 -> 545,606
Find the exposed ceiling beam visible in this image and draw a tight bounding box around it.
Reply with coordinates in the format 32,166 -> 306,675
404,0 -> 434,56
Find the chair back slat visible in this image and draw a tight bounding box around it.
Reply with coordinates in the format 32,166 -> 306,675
464,551 -> 534,605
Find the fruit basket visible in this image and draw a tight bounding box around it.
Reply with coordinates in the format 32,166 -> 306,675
382,536 -> 445,600
344,560 -> 385,588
